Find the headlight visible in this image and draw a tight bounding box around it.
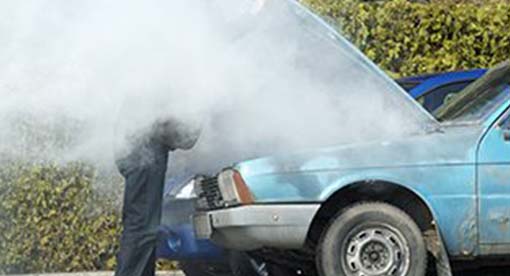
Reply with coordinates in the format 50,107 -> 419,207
194,170 -> 254,210
217,169 -> 254,206
174,179 -> 197,199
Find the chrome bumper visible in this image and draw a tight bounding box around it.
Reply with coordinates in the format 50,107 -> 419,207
193,204 -> 320,250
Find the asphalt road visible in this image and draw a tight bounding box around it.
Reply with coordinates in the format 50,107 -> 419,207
461,268 -> 510,276
11,273 -> 184,276
12,269 -> 510,276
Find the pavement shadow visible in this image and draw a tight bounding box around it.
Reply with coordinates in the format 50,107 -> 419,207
455,267 -> 510,276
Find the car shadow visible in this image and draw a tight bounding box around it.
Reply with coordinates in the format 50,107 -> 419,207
455,267 -> 510,276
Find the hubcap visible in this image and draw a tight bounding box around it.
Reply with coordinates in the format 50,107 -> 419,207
342,225 -> 410,276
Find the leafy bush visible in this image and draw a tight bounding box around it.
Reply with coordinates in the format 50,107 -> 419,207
302,0 -> 510,76
0,163 -> 121,274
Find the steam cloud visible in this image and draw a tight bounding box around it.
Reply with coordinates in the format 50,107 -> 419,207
0,0 -> 430,178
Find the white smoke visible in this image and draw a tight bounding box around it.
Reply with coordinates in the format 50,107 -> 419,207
0,0 -> 431,175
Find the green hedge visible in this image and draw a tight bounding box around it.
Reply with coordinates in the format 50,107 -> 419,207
303,0 -> 510,77
0,163 -> 121,274
0,163 -> 178,274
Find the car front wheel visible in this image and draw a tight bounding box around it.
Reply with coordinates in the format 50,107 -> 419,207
316,202 -> 426,276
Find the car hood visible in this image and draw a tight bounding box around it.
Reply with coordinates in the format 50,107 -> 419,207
220,0 -> 439,138
236,124 -> 483,177
167,0 -> 441,189
285,0 -> 439,128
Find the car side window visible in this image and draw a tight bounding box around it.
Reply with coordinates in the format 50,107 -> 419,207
416,81 -> 473,113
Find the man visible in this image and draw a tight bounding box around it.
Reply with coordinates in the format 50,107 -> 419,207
114,118 -> 201,276
111,1 -> 267,274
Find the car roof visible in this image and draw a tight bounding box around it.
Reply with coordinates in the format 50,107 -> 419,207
397,69 -> 487,97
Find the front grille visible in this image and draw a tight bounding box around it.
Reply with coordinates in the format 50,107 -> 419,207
196,176 -> 224,210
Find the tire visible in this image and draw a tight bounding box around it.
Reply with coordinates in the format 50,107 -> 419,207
180,261 -> 230,276
317,202 -> 426,276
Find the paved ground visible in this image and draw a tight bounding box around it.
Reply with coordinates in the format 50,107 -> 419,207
461,268 -> 509,276
10,269 -> 510,275
11,269 -> 510,276
11,272 -> 184,276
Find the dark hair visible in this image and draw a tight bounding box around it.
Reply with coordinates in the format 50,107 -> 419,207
150,118 -> 201,150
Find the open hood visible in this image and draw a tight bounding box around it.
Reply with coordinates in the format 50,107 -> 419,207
285,0 -> 439,128
213,0 -> 439,132
164,0 -> 442,190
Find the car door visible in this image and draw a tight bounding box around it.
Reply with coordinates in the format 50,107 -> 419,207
477,108 -> 510,254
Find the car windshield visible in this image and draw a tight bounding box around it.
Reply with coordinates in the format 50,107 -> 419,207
435,62 -> 510,123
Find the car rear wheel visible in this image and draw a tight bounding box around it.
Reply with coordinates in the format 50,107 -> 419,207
316,202 -> 426,276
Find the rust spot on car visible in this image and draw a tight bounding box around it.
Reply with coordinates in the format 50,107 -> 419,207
458,209 -> 477,256
489,210 -> 510,233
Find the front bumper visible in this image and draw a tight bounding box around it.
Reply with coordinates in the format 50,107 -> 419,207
157,197 -> 225,260
193,204 -> 320,251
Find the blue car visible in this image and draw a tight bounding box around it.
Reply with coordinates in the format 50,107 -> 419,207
397,69 -> 487,113
190,1 -> 510,276
157,73 -> 488,276
158,1 -> 496,276
156,26 -> 490,276
194,60 -> 510,276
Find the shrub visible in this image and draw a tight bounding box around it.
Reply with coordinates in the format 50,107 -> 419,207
302,0 -> 510,77
0,163 -> 121,274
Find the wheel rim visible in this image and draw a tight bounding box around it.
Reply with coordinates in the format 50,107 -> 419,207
341,224 -> 410,276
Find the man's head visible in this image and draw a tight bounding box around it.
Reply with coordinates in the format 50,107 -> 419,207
151,118 -> 202,150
